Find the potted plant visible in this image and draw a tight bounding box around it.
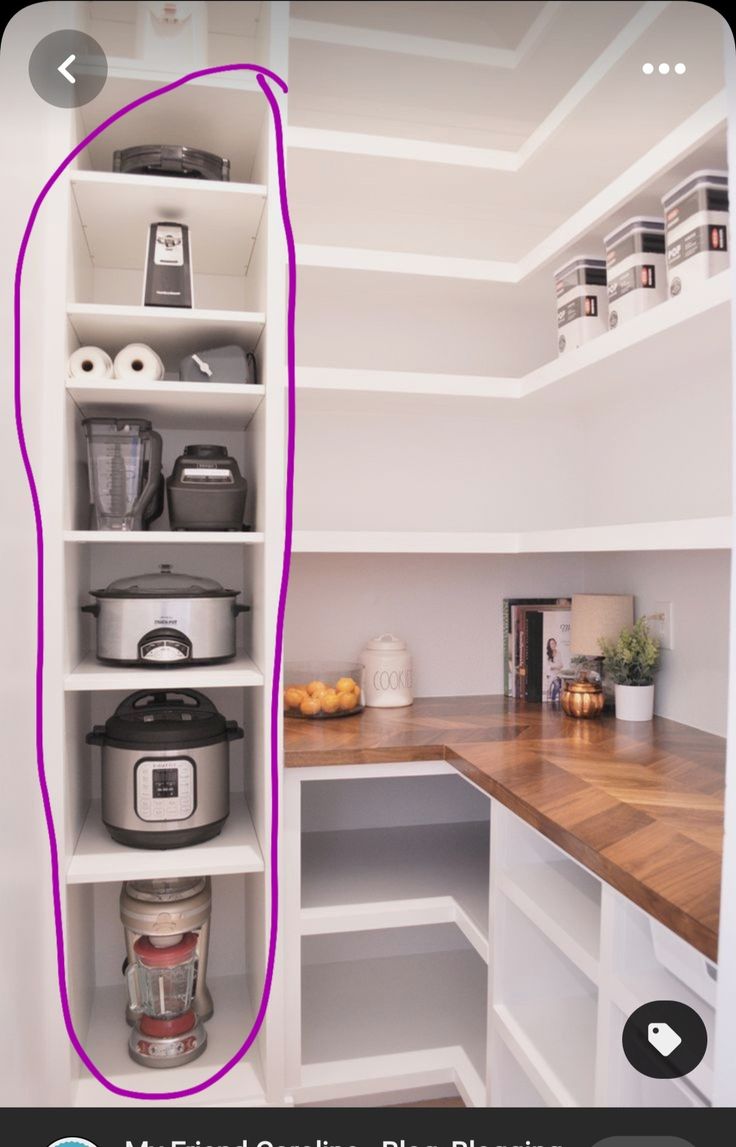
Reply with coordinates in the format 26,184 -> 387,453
598,617 -> 661,721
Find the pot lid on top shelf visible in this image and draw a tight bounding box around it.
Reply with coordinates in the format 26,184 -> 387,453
91,563 -> 238,598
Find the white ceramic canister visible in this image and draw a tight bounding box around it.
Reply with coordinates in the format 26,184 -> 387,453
361,634 -> 413,708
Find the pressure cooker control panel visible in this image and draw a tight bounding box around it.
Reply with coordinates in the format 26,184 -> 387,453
135,757 -> 195,821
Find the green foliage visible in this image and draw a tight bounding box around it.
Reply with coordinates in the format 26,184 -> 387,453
598,617 -> 661,686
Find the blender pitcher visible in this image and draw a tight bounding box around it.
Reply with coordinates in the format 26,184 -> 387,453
126,932 -> 207,1067
83,418 -> 163,531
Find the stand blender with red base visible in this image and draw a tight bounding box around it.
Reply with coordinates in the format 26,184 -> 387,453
126,930 -> 207,1067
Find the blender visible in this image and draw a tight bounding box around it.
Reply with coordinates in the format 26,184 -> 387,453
120,877 -> 213,1023
83,417 -> 164,531
126,932 -> 206,1067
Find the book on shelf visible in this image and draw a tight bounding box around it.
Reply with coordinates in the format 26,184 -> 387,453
503,597 -> 571,700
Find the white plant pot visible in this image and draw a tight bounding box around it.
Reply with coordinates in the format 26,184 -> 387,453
614,683 -> 655,721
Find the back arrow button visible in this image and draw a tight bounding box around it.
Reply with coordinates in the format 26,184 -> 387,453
57,54 -> 76,84
29,30 -> 107,108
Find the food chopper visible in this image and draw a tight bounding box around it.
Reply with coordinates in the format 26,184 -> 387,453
126,931 -> 206,1068
120,877 -> 213,1023
83,417 -> 163,531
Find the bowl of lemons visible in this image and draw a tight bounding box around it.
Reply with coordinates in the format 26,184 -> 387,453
284,662 -> 364,719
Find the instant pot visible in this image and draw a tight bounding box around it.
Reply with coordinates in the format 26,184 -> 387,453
87,690 -> 242,848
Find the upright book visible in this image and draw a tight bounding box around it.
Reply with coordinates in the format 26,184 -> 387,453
503,597 -> 571,699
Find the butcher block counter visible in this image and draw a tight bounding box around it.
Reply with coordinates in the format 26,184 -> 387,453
284,695 -> 726,959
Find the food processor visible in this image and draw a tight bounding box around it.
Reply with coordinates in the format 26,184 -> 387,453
83,417 -> 163,531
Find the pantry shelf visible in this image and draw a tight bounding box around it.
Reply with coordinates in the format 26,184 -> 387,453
301,821 -> 489,960
70,172 -> 267,279
66,377 -> 266,430
64,651 -> 264,691
66,304 -> 265,361
293,517 -> 732,554
497,862 -> 600,982
296,270 -> 730,406
302,947 -> 487,1081
79,71 -> 266,185
494,997 -> 597,1108
64,530 -> 265,544
67,799 -> 264,884
73,973 -> 265,1106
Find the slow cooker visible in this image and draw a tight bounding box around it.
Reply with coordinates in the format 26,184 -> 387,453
81,563 -> 249,665
87,690 -> 242,848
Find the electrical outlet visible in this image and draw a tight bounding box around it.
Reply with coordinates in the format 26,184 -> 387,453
650,600 -> 674,650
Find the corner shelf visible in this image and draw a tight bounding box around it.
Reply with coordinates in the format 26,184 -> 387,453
301,821 -> 489,961
65,376 -> 266,430
292,517 -> 732,554
64,652 -> 263,691
67,799 -> 264,884
301,947 -> 487,1088
296,271 -> 730,405
66,304 -> 265,359
73,974 -> 264,1107
70,171 -> 267,278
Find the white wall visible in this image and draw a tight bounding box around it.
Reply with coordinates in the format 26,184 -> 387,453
285,549 -> 731,736
584,549 -> 731,736
285,552 -> 586,697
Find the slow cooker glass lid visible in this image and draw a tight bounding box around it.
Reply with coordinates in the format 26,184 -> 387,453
93,563 -> 237,598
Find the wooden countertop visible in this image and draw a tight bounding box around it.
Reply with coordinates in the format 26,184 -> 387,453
284,695 -> 725,959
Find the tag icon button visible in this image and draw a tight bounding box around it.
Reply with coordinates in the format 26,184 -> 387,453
648,1022 -> 682,1057
622,1000 -> 707,1078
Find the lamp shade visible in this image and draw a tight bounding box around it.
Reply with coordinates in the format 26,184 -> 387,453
570,594 -> 634,656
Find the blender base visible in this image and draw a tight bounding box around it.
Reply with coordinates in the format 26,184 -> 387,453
129,1017 -> 207,1068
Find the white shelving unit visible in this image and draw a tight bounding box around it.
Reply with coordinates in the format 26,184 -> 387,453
20,0 -> 290,1110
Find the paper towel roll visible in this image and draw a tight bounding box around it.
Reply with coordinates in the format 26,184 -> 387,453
113,343 -> 165,381
67,346 -> 114,380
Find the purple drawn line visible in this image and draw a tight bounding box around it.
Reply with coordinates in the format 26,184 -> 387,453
13,62 -> 294,1101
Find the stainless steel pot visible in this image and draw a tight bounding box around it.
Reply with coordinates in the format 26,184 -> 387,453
87,690 -> 243,848
82,563 -> 249,665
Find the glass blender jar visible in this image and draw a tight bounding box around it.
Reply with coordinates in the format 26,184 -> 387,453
83,417 -> 163,531
126,932 -> 207,1067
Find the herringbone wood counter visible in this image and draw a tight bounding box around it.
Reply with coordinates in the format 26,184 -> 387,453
285,696 -> 725,958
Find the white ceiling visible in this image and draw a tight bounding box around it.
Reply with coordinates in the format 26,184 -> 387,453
288,2 -> 726,151
290,1 -> 547,49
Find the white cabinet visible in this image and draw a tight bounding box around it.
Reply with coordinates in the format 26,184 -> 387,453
284,765 -> 718,1108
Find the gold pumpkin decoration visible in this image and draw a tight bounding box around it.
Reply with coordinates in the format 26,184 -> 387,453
561,680 -> 605,719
